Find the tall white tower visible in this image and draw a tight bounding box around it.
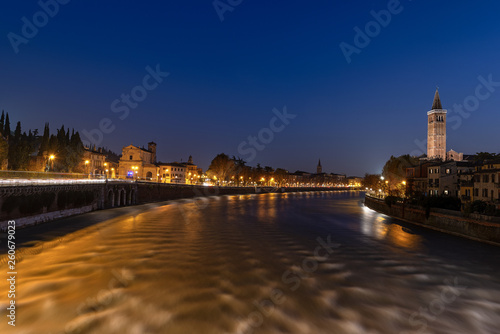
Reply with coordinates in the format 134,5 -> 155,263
427,89 -> 447,160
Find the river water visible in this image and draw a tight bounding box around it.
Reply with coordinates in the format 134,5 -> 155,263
1,191 -> 500,334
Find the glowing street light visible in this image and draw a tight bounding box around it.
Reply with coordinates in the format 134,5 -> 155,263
46,154 -> 56,172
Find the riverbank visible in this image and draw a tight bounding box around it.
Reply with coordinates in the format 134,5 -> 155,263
0,186 -> 358,231
364,195 -> 500,246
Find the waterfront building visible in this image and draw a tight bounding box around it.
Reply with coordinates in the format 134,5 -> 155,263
473,160 -> 500,205
118,142 -> 158,180
426,161 -> 474,197
459,171 -> 474,206
158,162 -> 186,184
83,146 -> 106,176
406,161 -> 432,197
105,160 -> 119,179
185,155 -> 200,184
427,163 -> 442,196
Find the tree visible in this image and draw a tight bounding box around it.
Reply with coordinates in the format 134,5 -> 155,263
38,123 -> 50,156
0,136 -> 8,169
274,168 -> 289,187
0,110 -> 4,135
363,173 -> 382,190
4,113 -> 10,138
382,155 -> 419,194
206,153 -> 235,185
8,122 -> 33,170
471,152 -> 498,163
67,130 -> 84,172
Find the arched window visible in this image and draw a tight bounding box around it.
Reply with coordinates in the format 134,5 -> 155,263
146,171 -> 153,179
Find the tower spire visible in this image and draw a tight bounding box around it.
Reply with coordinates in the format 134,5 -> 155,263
316,159 -> 322,174
431,88 -> 442,110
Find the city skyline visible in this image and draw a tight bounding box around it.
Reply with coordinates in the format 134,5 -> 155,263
2,1 -> 500,176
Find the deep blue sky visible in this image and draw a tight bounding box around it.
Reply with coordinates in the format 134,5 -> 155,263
1,1 -> 500,176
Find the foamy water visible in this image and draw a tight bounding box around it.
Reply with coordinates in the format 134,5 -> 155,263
1,192 -> 500,333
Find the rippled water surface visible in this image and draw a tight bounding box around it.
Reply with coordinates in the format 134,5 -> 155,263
1,191 -> 500,334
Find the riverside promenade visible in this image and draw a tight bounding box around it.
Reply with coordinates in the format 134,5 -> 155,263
364,195 -> 500,246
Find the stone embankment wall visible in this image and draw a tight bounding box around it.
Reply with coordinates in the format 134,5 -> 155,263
0,182 -> 356,230
364,195 -> 500,245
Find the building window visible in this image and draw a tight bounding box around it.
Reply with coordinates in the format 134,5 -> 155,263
129,155 -> 133,160
446,168 -> 451,174
482,189 -> 488,197
492,174 -> 496,183
474,188 -> 479,197
483,175 -> 489,183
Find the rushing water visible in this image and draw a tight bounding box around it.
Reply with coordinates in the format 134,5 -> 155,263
1,191 -> 500,334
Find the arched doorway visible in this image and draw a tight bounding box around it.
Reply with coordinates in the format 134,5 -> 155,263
146,171 -> 153,180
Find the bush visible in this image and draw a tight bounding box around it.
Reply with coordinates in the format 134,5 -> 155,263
471,200 -> 488,214
385,196 -> 401,207
426,196 -> 461,211
470,200 -> 500,216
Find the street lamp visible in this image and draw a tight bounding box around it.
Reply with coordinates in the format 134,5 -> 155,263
85,160 -> 90,177
47,154 -> 55,172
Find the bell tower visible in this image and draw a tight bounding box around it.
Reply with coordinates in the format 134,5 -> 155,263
427,89 -> 447,160
317,159 -> 322,174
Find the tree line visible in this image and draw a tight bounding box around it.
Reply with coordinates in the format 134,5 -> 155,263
0,111 -> 86,172
206,153 -> 332,187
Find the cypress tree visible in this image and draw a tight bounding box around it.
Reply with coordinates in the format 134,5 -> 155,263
4,113 -> 10,138
0,111 -> 4,135
39,123 -> 50,156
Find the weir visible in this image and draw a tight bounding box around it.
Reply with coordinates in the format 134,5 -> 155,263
0,181 -> 358,230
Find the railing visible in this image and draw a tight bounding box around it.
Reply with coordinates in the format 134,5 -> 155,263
0,170 -> 133,187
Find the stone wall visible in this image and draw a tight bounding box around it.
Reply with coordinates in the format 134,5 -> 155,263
0,182 -> 356,230
364,195 -> 500,245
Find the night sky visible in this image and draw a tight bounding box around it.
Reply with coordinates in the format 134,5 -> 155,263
1,1 -> 500,176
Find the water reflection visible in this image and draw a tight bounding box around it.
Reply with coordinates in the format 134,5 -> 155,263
361,205 -> 422,250
1,192 -> 499,334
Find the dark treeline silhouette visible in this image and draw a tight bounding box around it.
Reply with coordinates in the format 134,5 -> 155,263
1,111 -> 83,172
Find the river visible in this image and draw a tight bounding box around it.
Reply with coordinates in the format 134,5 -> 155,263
1,191 -> 500,333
